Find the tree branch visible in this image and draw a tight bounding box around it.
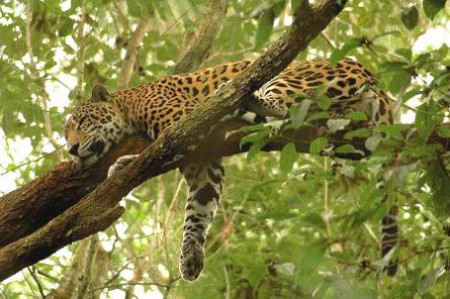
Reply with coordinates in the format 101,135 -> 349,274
118,19 -> 151,88
171,0 -> 228,74
0,0 -> 347,281
47,240 -> 90,299
0,0 -> 229,249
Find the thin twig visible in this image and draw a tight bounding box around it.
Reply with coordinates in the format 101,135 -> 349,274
90,281 -> 170,293
27,267 -> 46,299
0,146 -> 63,176
320,32 -> 336,49
36,270 -> 59,283
75,6 -> 87,104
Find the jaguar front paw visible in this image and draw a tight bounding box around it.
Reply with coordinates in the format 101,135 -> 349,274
107,154 -> 139,177
179,238 -> 205,281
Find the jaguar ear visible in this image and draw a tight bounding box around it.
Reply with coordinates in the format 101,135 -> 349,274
91,84 -> 111,101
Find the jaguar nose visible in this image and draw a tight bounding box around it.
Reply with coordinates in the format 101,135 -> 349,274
68,143 -> 80,156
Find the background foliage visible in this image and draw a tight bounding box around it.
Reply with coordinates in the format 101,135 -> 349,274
1,0 -> 450,298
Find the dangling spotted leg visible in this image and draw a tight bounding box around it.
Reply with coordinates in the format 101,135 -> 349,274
178,159 -> 224,281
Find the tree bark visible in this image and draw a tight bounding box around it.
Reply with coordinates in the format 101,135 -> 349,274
0,0 -> 349,281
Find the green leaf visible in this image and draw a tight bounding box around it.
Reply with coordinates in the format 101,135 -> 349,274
316,94 -> 331,110
344,128 -> 371,140
44,0 -> 61,12
307,111 -> 330,122
425,159 -> 450,217
156,40 -> 179,61
240,130 -> 269,149
299,240 -> 327,274
247,139 -> 266,161
400,6 -> 419,30
301,212 -> 327,230
231,123 -> 268,134
435,44 -> 449,60
388,70 -> 411,94
154,1 -> 167,20
291,0 -> 301,11
395,48 -> 413,61
1,110 -> 15,136
346,111 -> 368,121
58,19 -> 74,37
417,266 -> 446,295
375,124 -> 408,140
247,260 -> 267,286
415,52 -> 432,68
71,0 -> 82,9
310,137 -> 328,155
432,72 -> 450,87
254,10 -> 275,50
436,126 -> 450,138
335,144 -> 358,154
423,0 -> 446,20
329,38 -> 361,65
380,60 -> 409,71
415,102 -> 440,140
127,0 -> 145,17
280,143 -> 297,173
342,207 -> 377,232
402,88 -> 422,102
289,100 -> 312,128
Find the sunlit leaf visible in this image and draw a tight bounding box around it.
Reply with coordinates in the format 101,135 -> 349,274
400,6 -> 419,30
415,102 -> 441,140
417,266 -> 446,295
329,38 -> 360,65
280,142 -> 297,173
425,159 -> 450,217
254,10 -> 275,50
346,111 -> 368,121
423,0 -> 446,20
388,70 -> 411,94
344,128 -> 371,140
310,137 -> 328,155
375,124 -> 408,140
289,99 -> 312,128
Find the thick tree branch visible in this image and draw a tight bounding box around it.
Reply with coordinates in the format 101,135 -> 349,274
0,0 -> 229,250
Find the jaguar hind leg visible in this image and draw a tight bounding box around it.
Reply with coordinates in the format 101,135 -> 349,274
179,159 -> 224,281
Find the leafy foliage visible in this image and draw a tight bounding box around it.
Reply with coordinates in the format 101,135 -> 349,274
1,0 -> 450,298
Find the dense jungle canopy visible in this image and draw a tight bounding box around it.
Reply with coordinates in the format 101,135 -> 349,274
0,0 -> 450,298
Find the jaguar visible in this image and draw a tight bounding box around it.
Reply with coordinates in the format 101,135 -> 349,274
65,58 -> 398,281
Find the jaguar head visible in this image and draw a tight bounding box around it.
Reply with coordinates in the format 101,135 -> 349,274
65,85 -> 128,167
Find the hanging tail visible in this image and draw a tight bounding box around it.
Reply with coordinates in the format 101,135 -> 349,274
381,204 -> 398,276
